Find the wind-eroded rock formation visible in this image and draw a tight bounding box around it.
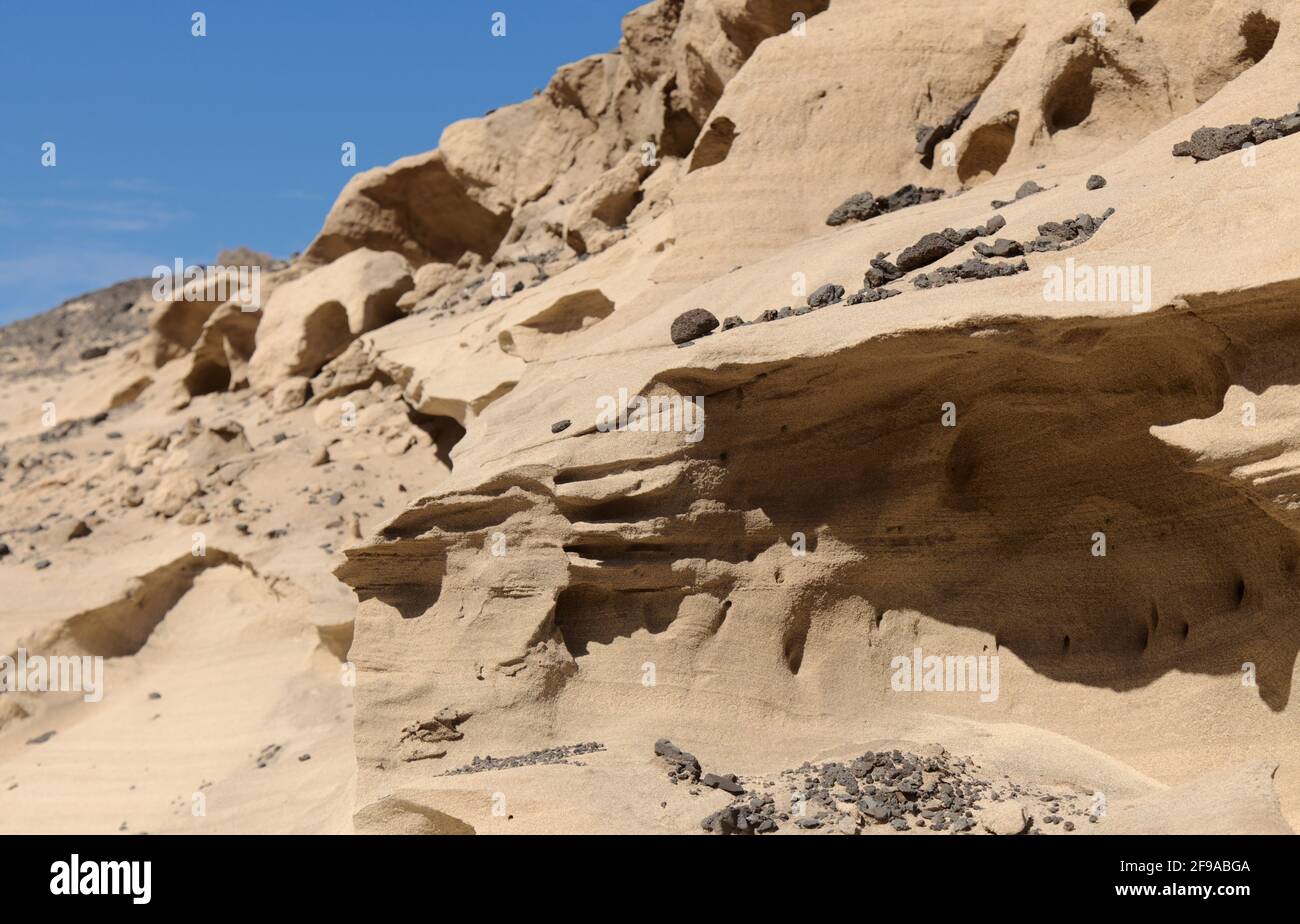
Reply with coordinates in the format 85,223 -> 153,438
6,0 -> 1300,836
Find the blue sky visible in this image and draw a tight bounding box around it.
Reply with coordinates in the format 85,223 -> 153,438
0,1 -> 632,323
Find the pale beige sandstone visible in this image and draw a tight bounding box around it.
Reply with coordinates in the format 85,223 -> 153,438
5,0 -> 1300,837
330,0 -> 1300,835
980,800 -> 1028,835
303,0 -> 830,315
247,249 -> 413,393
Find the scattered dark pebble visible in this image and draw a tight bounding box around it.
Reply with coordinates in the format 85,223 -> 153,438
440,742 -> 605,776
550,419 -> 571,434
991,180 -> 1047,209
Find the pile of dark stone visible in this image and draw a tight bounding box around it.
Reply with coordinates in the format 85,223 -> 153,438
990,180 -> 1048,209
781,750 -> 991,832
908,208 -> 1115,290
658,739 -> 1099,835
700,748 -> 1096,835
972,208 -> 1115,261
701,793 -> 780,834
652,740 -> 771,834
1173,103 -> 1300,162
888,213 -> 1006,275
665,205 -> 1116,343
916,95 -> 980,167
825,184 -> 945,227
913,257 -> 1029,289
655,738 -> 750,794
655,738 -> 702,782
692,748 -> 996,836
670,278 -> 901,344
439,741 -> 604,776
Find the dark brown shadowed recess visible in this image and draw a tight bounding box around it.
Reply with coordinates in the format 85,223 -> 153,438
638,280 -> 1300,709
1129,0 -> 1159,23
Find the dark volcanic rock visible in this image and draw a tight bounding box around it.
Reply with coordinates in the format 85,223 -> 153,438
669,308 -> 719,344
808,283 -> 845,308
881,184 -> 945,212
975,209 -> 1115,265
1170,107 -> 1300,161
991,180 -> 1047,209
1175,124 -> 1253,161
973,238 -> 1024,259
655,738 -> 702,783
701,772 -> 746,796
550,419 -> 571,434
913,257 -> 1030,289
441,742 -> 604,776
916,95 -> 979,166
1086,174 -> 1107,190
1021,208 -> 1115,253
865,253 -> 904,287
981,214 -> 1006,236
846,287 -> 900,305
720,315 -> 745,331
896,232 -> 959,272
825,191 -> 880,226
896,216 -> 999,274
827,185 -> 945,226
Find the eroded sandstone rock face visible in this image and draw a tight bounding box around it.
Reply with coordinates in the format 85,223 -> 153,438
247,249 -> 413,393
18,0 -> 1300,836
302,0 -> 830,316
321,0 -> 1300,833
